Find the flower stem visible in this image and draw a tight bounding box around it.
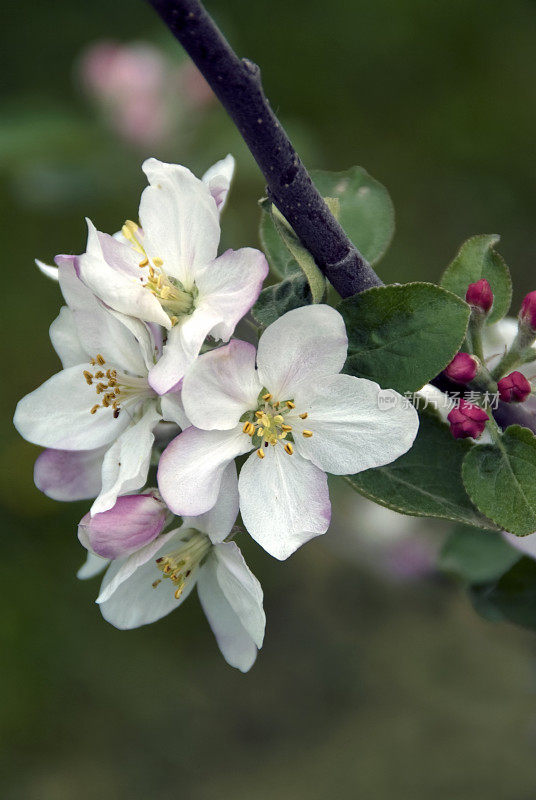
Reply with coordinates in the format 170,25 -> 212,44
145,0 -> 383,299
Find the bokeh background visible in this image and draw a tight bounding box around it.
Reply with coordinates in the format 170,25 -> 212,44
3,1 -> 536,797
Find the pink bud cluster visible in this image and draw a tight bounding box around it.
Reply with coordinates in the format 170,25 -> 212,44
444,352 -> 478,384
447,400 -> 489,440
466,279 -> 493,314
520,291 -> 536,331
497,371 -> 532,403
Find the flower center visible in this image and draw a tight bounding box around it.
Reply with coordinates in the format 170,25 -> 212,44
241,392 -> 313,460
153,530 -> 211,600
83,353 -> 151,418
122,219 -> 197,325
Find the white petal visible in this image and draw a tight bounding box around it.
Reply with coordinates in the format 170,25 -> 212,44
194,248 -> 268,342
91,405 -> 162,515
78,221 -> 170,329
293,374 -> 419,475
77,551 -> 109,580
212,541 -> 265,647
14,365 -> 131,450
257,305 -> 348,400
35,258 -> 59,281
98,530 -> 196,627
160,390 -> 190,429
140,158 -> 220,285
202,154 -> 235,212
182,461 -> 239,544
239,447 -> 330,560
197,557 -> 258,672
182,340 -> 261,430
49,307 -> 86,368
148,307 -> 220,394
34,447 -> 105,501
158,426 -> 250,516
58,254 -> 151,376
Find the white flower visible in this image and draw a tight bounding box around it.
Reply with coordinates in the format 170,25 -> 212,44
76,156 -> 268,393
158,305 -> 420,560
14,256 -> 188,515
94,465 -> 265,672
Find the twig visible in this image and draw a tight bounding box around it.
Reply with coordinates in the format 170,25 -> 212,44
146,0 -> 383,298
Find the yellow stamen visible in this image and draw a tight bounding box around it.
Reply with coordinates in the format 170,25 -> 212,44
257,427 -> 265,438
262,393 -> 272,402
174,587 -> 183,599
302,430 -> 313,438
281,424 -> 292,432
152,579 -> 161,588
96,354 -> 105,366
255,410 -> 263,418
153,257 -> 164,267
257,448 -> 265,459
124,219 -> 138,233
299,412 -> 308,419
243,422 -> 252,434
286,401 -> 295,409
83,370 -> 93,385
139,257 -> 149,268
90,404 -> 99,415
284,443 -> 294,455
94,371 -> 104,379
273,414 -> 284,424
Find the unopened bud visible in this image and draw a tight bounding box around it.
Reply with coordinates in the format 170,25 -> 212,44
447,399 -> 489,439
497,371 -> 531,403
520,291 -> 536,331
444,352 -> 478,384
78,491 -> 167,559
466,279 -> 493,314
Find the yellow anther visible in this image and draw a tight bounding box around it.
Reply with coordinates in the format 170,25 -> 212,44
170,316 -> 179,326
262,393 -> 272,401
139,257 -> 149,268
286,401 -> 295,409
260,414 -> 270,426
124,219 -> 138,233
302,430 -> 313,438
152,579 -> 161,588
273,414 -> 284,424
96,354 -> 105,365
284,443 -> 294,455
299,412 -> 308,419
90,404 -> 99,415
157,274 -> 163,288
274,402 -> 280,409
149,266 -> 156,279
94,371 -> 104,379
277,432 -> 288,439
257,427 -> 265,438
257,448 -> 265,459
255,410 -> 263,418
174,587 -> 183,600
102,395 -> 110,407
281,424 -> 292,432
243,422 -> 253,434
83,370 -> 93,385
153,257 -> 164,267
95,383 -> 105,394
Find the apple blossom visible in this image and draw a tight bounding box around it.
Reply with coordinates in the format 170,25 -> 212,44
14,257 -> 188,515
447,399 -> 489,439
443,352 -> 479,384
466,278 -> 493,314
76,156 -> 268,393
94,465 -> 265,672
158,305 -> 420,560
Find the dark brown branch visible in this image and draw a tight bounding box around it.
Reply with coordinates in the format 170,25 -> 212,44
146,0 -> 383,298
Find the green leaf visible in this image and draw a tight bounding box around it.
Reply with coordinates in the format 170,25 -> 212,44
438,525 -> 520,583
270,206 -> 326,303
346,409 -> 497,529
340,282 -> 470,393
462,425 -> 536,536
252,271 -> 312,327
259,208 -> 296,279
470,557 -> 536,631
311,167 -> 395,264
441,234 -> 512,324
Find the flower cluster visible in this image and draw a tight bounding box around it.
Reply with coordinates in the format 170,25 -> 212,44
15,157 -> 419,670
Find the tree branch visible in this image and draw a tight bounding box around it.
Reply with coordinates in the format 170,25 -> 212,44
146,0 -> 383,298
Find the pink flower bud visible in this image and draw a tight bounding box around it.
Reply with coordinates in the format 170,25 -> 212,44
497,371 -> 532,403
78,492 -> 167,559
465,279 -> 493,313
447,399 -> 489,439
443,352 -> 478,384
520,291 -> 536,330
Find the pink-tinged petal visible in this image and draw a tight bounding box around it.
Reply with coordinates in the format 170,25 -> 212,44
197,555 -> 258,672
49,307 -> 86,368
293,374 -> 419,475
34,446 -> 106,501
182,461 -> 239,544
158,426 -> 250,516
14,365 -> 130,450
91,405 -> 162,515
202,154 -> 235,213
78,221 -> 170,329
212,541 -> 265,648
195,248 -> 268,342
35,258 -> 59,281
77,551 -> 110,580
182,340 -> 261,430
140,158 -> 220,285
79,492 -> 167,559
256,305 -> 347,401
97,529 -> 196,627
148,307 -> 220,394
238,447 -> 331,560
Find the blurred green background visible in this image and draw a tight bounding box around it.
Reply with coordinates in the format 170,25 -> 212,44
3,1 -> 536,797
